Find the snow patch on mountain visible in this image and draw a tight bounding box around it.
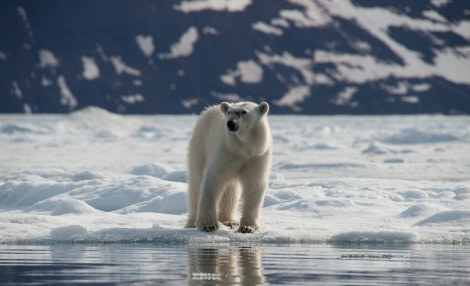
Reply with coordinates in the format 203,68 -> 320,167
135,35 -> 155,58
159,27 -> 199,59
175,0 -> 252,13
81,56 -> 100,80
109,56 -> 142,77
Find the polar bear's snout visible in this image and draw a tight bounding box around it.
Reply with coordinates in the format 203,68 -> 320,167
227,119 -> 239,132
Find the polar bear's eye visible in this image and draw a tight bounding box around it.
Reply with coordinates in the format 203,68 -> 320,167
241,110 -> 247,115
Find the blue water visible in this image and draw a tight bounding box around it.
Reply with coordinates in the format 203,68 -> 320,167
1,244 -> 469,285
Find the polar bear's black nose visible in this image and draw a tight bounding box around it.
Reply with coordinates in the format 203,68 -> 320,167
227,120 -> 238,132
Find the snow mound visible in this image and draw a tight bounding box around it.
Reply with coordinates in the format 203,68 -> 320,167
414,211 -> 470,226
1,123 -> 48,135
163,171 -> 187,183
117,191 -> 187,215
72,171 -> 105,181
361,143 -> 413,155
130,163 -> 171,178
400,204 -> 446,218
64,106 -> 142,132
0,176 -> 186,215
30,198 -> 100,216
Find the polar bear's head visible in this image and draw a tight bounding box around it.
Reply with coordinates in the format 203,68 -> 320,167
220,101 -> 269,133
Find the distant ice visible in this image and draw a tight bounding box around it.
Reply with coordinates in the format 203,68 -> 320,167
0,109 -> 469,244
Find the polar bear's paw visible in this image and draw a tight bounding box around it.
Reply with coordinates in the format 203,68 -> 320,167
184,222 -> 196,228
222,221 -> 239,229
197,218 -> 219,232
238,225 -> 257,233
201,223 -> 219,232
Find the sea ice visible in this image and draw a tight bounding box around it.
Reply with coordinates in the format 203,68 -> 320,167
0,108 -> 469,244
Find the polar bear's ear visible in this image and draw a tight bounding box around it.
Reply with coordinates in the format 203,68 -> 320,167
220,102 -> 230,114
258,102 -> 269,115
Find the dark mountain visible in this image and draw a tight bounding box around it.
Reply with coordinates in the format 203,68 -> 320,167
1,0 -> 469,114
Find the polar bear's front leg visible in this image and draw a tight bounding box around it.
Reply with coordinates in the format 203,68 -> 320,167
196,172 -> 223,232
238,154 -> 271,233
218,182 -> 241,228
238,186 -> 266,233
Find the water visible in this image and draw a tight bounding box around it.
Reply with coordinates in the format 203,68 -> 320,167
1,244 -> 469,285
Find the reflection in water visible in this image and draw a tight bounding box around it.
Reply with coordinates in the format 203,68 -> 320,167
1,244 -> 470,285
187,247 -> 264,285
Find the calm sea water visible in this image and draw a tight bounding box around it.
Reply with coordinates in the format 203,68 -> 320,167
1,244 -> 469,285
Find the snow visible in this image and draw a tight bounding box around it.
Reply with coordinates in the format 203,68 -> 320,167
158,27 -> 199,60
202,26 -> 218,35
252,22 -> 284,36
38,49 -> 59,69
401,96 -> 420,104
312,0 -> 470,85
221,60 -> 264,85
17,6 -> 33,40
220,0 -> 470,111
57,76 -> 78,110
0,107 -> 469,244
135,35 -> 155,58
331,86 -> 358,107
121,94 -> 145,104
283,0 -> 331,27
181,98 -> 199,109
81,56 -> 100,80
174,0 -> 252,13
109,56 -> 142,77
273,86 -> 310,111
11,81 -> 23,99
422,10 -> 448,23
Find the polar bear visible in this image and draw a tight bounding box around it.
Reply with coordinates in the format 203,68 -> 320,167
184,101 -> 272,233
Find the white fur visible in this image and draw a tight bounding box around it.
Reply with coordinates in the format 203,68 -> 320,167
185,101 -> 272,233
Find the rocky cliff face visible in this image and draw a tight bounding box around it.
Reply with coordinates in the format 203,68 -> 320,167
1,0 -> 469,114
